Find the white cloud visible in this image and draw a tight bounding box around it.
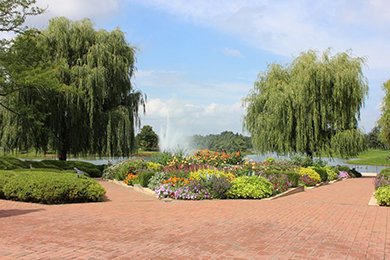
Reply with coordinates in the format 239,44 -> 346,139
134,69 -> 253,102
132,0 -> 390,70
26,0 -> 121,28
134,70 -> 185,88
223,47 -> 243,57
140,98 -> 246,136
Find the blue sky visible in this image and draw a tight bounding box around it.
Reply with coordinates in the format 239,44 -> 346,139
14,0 -> 390,136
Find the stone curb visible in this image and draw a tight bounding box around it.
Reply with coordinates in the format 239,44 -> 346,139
263,186 -> 305,200
133,184 -> 156,197
104,179 -> 158,198
368,191 -> 379,206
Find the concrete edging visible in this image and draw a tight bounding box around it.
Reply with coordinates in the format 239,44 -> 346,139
368,191 -> 379,206
264,186 -> 305,200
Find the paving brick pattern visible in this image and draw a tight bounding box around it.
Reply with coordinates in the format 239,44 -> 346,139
1,176 -> 389,259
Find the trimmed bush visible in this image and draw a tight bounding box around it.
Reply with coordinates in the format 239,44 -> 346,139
137,171 -> 155,187
33,160 -> 103,177
1,170 -> 106,204
0,157 -> 103,177
0,171 -> 16,198
311,167 -> 328,182
227,176 -> 273,199
0,157 -> 28,170
299,168 -> 321,183
375,186 -> 390,206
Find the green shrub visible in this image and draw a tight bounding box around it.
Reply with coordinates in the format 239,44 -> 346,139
380,168 -> 390,176
262,171 -> 300,187
336,166 -> 350,173
0,157 -> 28,170
227,176 -> 273,199
375,186 -> 390,206
0,157 -> 103,177
299,168 -> 321,183
324,166 -> 338,181
35,160 -> 102,177
189,169 -> 234,180
2,170 -> 106,204
264,157 -> 275,164
311,167 -> 328,182
137,171 -> 155,187
0,171 -> 16,198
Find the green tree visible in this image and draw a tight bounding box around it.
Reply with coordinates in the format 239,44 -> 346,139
367,126 -> 386,149
379,80 -> 390,148
243,49 -> 368,158
0,17 -> 145,160
190,131 -> 252,153
137,125 -> 158,151
0,0 -> 44,33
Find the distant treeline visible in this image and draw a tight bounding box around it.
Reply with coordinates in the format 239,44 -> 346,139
190,131 -> 252,152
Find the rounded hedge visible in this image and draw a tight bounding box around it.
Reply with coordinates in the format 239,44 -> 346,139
0,170 -> 106,204
375,186 -> 390,206
227,176 -> 273,199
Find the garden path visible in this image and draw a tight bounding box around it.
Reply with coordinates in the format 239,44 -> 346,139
0,175 -> 389,259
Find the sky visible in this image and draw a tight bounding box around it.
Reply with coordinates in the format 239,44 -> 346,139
11,0 -> 390,136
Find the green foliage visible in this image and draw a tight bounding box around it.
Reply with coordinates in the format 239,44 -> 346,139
0,17 -> 146,160
375,186 -> 390,206
189,169 -> 234,181
311,167 -> 328,182
366,126 -> 387,149
379,80 -> 390,149
264,157 -> 275,164
336,166 -> 350,174
137,125 -> 158,151
147,172 -> 167,190
243,49 -> 368,158
324,166 -> 338,181
0,157 -> 102,177
151,150 -> 185,165
0,0 -> 44,33
0,171 -> 15,198
190,131 -> 252,153
380,168 -> 390,177
0,157 -> 28,169
299,168 -> 321,183
32,160 -> 102,177
137,171 -> 155,187
227,176 -> 273,199
290,156 -> 314,167
261,171 -> 300,187
103,159 -> 148,180
1,170 -> 106,203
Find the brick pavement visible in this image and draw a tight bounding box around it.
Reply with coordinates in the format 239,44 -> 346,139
0,176 -> 389,259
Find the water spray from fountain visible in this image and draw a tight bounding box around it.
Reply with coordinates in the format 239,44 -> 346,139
158,98 -> 192,154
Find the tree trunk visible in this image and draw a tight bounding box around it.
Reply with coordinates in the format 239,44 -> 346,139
58,113 -> 68,161
58,145 -> 67,161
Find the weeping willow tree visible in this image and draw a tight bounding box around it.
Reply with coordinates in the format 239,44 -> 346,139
0,17 -> 145,160
378,80 -> 390,148
243,49 -> 368,158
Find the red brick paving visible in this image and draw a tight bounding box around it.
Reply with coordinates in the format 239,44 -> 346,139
0,176 -> 389,259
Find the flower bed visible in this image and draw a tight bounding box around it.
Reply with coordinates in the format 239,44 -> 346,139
103,153 -> 352,200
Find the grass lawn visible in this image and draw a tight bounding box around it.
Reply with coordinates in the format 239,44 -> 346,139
346,149 -> 390,166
